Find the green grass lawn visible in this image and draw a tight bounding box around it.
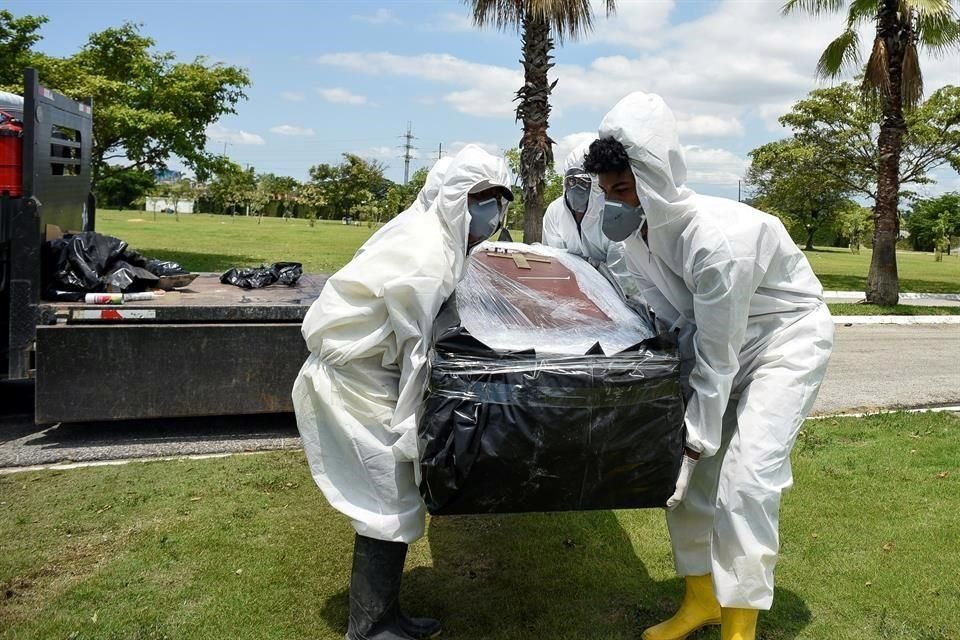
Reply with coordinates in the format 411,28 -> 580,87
2,412 -> 958,640
827,304 -> 960,316
97,210 -> 960,294
804,247 -> 960,294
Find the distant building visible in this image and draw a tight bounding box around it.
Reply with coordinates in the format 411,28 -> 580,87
145,196 -> 195,214
154,168 -> 185,184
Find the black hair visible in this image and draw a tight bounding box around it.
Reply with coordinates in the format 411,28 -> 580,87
583,137 -> 630,175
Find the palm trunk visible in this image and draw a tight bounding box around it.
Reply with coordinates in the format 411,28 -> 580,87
866,0 -> 906,305
516,11 -> 554,244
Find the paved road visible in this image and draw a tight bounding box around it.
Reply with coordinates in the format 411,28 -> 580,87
813,323 -> 960,415
2,324 -> 958,469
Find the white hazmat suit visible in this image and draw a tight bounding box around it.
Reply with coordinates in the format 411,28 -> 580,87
542,141 -> 639,301
542,141 -> 609,262
416,156 -> 453,212
292,145 -> 512,543
598,93 -> 834,610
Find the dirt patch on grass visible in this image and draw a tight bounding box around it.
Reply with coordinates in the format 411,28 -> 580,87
0,533 -> 128,627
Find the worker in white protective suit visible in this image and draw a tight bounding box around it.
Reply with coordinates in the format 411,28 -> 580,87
415,156 -> 453,213
292,145 -> 512,640
542,141 -> 639,302
583,93 -> 834,640
542,140 -> 608,261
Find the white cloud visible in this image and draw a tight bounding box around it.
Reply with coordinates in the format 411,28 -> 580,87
316,52 -> 520,118
676,113 -> 744,138
318,87 -> 369,106
352,8 -> 401,25
270,125 -> 315,136
364,145 -> 421,161
424,12 -> 476,33
205,123 -> 265,146
583,0 -> 674,48
314,0 -> 958,172
682,145 -> 748,186
552,132 -> 598,172
281,91 -> 305,102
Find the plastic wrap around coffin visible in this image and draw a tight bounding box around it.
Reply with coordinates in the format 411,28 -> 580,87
454,242 -> 655,355
418,242 -> 685,515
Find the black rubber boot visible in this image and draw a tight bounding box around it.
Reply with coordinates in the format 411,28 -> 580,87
345,534 -> 441,640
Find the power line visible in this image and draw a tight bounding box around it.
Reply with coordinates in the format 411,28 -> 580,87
398,122 -> 417,185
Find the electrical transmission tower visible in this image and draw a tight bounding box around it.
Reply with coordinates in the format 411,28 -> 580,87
399,122 -> 417,185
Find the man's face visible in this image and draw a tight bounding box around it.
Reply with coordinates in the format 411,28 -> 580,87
466,187 -> 508,248
597,168 -> 640,208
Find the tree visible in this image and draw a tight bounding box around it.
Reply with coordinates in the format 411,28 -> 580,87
30,22 -> 249,185
0,10 -> 46,89
781,83 -> 960,203
505,146 -> 562,231
833,203 -> 873,254
783,0 -> 960,304
746,139 -> 852,250
468,0 -> 615,244
905,192 -> 960,252
94,165 -> 156,210
305,154 -> 390,220
207,159 -> 256,216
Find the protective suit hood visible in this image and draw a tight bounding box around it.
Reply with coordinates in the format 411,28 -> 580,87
560,139 -> 592,176
293,144 -> 511,544
415,156 -> 453,212
430,144 -> 512,261
597,92 -> 696,244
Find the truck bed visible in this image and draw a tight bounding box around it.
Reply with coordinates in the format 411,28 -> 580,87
42,274 -> 328,324
34,274 -> 329,424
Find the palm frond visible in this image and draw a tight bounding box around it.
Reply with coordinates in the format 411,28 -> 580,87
469,0 -> 525,32
904,0 -> 954,17
916,7 -> 960,54
817,29 -> 863,77
466,0 -> 616,42
846,0 -> 881,27
862,35 -> 891,95
527,0 -> 598,42
782,0 -> 847,16
901,41 -> 924,108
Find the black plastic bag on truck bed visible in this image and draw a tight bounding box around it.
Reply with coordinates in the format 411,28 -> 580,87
220,262 -> 303,289
42,231 -> 159,295
145,259 -> 188,277
418,294 -> 686,516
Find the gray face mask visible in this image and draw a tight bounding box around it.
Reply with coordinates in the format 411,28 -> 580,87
565,184 -> 590,214
468,197 -> 503,244
601,199 -> 645,242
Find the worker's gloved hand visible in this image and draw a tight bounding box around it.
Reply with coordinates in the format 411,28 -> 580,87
666,449 -> 700,510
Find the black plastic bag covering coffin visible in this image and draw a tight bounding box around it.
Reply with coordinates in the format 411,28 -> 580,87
418,295 -> 686,515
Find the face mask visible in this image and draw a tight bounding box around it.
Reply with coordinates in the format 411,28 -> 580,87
468,197 -> 503,244
601,199 -> 645,242
565,184 -> 590,214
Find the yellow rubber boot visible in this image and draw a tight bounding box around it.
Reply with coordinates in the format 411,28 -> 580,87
720,607 -> 759,640
641,574 -> 721,640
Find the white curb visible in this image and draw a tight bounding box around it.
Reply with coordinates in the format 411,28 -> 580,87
832,315 -> 960,325
0,449 -> 279,475
824,291 -> 960,302
810,405 -> 960,419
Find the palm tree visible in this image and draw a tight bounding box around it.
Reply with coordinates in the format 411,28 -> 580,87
783,0 -> 960,305
468,0 -> 616,243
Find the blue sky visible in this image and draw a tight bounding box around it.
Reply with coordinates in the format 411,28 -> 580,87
12,0 -> 960,199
